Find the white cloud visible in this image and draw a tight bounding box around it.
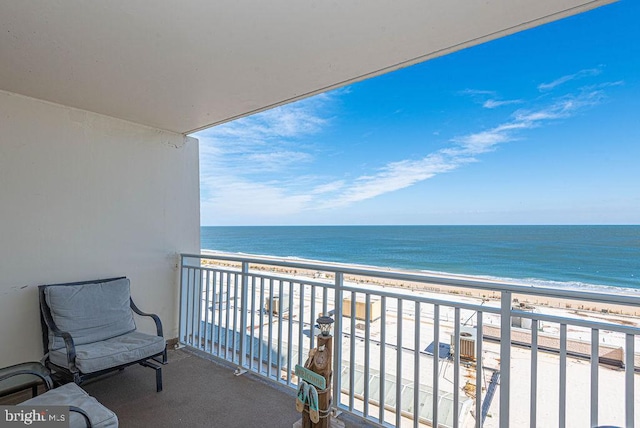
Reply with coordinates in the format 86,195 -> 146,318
483,99 -> 523,109
461,89 -> 522,109
537,68 -> 602,92
200,176 -> 313,225
459,89 -> 496,96
196,93 -> 340,192
515,89 -> 605,123
452,88 -> 605,156
199,71 -> 614,223
311,180 -> 346,195
244,151 -> 313,171
199,96 -> 330,143
318,154 -> 458,208
197,90 -> 339,223
581,80 -> 624,90
315,85 -> 611,209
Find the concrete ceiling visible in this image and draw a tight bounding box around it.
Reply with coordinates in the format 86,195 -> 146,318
0,1 -> 615,135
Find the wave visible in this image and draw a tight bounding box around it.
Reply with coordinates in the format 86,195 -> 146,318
419,269 -> 640,295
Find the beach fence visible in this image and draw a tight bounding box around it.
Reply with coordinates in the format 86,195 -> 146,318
179,252 -> 640,428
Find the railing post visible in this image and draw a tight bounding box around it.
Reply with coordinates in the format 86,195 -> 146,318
178,254 -> 186,344
333,272 -> 344,413
237,261 -> 249,373
500,291 -> 512,427
476,312 -> 483,428
625,333 -> 635,428
530,320 -> 538,428
432,304 -> 439,428
180,255 -> 201,347
453,308 -> 460,428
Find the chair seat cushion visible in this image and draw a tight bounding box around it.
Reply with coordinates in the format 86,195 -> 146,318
50,331 -> 165,374
21,382 -> 118,428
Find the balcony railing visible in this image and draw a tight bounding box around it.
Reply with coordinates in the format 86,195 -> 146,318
179,252 -> 640,427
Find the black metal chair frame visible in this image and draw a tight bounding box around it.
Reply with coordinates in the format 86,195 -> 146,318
38,277 -> 167,392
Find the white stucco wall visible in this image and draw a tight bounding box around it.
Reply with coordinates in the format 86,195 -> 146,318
0,90 -> 200,366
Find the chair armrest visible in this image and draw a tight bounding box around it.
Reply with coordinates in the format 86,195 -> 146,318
0,368 -> 53,391
130,298 -> 164,337
51,330 -> 80,374
39,299 -> 79,373
69,406 -> 93,428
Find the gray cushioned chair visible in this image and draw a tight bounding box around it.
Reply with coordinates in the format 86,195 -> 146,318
0,366 -> 118,427
39,277 -> 166,392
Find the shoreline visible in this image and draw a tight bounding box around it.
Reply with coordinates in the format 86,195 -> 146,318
200,249 -> 640,296
199,250 -> 640,319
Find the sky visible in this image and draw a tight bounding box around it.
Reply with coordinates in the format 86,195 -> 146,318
196,1 -> 640,226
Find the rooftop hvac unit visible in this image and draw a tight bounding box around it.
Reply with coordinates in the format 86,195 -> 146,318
451,326 -> 477,361
264,294 -> 290,315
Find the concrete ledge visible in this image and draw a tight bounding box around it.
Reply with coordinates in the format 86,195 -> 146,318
483,325 -> 627,367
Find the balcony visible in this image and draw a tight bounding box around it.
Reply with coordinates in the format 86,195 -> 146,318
2,251 -> 637,427
177,252 -> 640,428
1,3 -> 629,428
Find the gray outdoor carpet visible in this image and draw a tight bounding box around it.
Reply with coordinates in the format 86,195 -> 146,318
81,348 -> 374,427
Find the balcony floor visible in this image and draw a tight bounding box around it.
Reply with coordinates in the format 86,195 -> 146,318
76,348 -> 371,427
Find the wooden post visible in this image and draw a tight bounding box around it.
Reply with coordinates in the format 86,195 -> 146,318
302,334 -> 333,428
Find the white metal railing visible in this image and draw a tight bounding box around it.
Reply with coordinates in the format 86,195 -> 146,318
179,252 -> 640,427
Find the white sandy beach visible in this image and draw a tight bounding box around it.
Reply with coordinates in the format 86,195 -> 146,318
200,251 -> 640,317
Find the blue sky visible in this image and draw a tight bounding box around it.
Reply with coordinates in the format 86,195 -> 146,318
197,1 -> 640,226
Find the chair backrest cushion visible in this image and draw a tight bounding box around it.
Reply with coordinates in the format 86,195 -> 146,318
44,278 -> 136,351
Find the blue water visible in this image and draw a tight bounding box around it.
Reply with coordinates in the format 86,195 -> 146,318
201,225 -> 640,291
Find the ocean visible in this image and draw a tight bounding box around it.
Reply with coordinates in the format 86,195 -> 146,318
201,225 -> 640,291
